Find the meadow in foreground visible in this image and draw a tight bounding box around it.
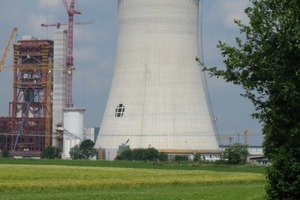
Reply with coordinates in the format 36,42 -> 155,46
0,160 -> 266,200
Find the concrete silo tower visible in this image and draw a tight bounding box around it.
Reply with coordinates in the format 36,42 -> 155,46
95,0 -> 220,158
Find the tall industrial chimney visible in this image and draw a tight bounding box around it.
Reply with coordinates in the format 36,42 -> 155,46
95,0 -> 219,158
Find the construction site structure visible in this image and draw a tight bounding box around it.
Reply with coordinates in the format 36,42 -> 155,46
0,36 -> 54,157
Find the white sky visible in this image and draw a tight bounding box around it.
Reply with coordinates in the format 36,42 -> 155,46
0,0 -> 263,145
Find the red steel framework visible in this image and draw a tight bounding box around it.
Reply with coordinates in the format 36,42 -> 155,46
0,39 -> 53,157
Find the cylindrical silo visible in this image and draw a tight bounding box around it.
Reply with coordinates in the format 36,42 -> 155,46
96,0 -> 219,157
62,108 -> 86,159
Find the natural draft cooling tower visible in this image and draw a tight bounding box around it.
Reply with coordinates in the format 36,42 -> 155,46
95,0 -> 219,154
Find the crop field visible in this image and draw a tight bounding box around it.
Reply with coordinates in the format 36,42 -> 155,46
0,159 -> 266,199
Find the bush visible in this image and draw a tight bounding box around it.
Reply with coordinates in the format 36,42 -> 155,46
116,148 -> 167,161
193,153 -> 202,162
41,146 -> 61,159
70,145 -> 83,160
173,155 -> 189,162
116,149 -> 132,160
2,150 -> 10,158
222,143 -> 249,165
158,153 -> 168,162
69,140 -> 97,160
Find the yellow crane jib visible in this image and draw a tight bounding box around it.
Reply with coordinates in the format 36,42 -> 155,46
0,27 -> 17,72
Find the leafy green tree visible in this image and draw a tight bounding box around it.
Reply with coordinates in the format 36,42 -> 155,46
79,139 -> 97,159
69,145 -> 83,160
202,0 -> 300,198
69,139 -> 97,160
41,146 -> 61,159
222,143 -> 249,165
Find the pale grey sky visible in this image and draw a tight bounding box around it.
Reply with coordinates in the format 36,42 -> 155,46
0,0 -> 263,145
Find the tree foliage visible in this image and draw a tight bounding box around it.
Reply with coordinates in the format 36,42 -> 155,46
0,149 -> 10,158
222,143 -> 249,165
79,139 -> 97,159
193,153 -> 202,162
69,139 -> 97,160
173,155 -> 189,162
116,148 -> 168,161
69,145 -> 83,160
202,0 -> 300,199
41,146 -> 61,159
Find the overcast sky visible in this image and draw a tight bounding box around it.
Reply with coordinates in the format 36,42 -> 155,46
0,0 -> 263,145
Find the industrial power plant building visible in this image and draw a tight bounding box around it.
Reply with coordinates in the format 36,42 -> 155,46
0,0 -> 221,159
95,0 -> 220,159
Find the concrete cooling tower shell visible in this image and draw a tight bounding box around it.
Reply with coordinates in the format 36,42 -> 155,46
96,0 -> 219,154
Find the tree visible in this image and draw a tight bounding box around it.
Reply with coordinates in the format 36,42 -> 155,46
116,147 -> 168,161
79,139 -> 97,159
69,139 -> 97,160
222,143 -> 249,165
41,146 -> 61,159
69,145 -> 83,160
202,0 -> 300,199
193,153 -> 202,162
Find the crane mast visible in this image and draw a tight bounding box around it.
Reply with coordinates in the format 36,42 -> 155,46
63,0 -> 81,108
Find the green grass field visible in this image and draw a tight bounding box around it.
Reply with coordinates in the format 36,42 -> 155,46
0,159 -> 266,199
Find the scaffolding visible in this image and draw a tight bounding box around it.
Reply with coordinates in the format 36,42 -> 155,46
0,38 -> 54,157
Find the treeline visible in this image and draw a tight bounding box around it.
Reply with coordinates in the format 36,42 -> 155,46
116,144 -> 249,164
115,147 -> 205,162
115,148 -> 168,161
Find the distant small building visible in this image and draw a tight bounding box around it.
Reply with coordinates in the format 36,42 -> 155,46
248,156 -> 269,166
84,127 -> 100,143
248,145 -> 264,156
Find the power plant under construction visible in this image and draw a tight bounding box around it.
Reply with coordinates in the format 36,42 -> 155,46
0,0 -> 222,160
0,0 -> 86,158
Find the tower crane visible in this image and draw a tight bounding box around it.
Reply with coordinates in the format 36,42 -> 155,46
63,0 -> 80,108
41,0 -> 88,108
0,27 -> 17,72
